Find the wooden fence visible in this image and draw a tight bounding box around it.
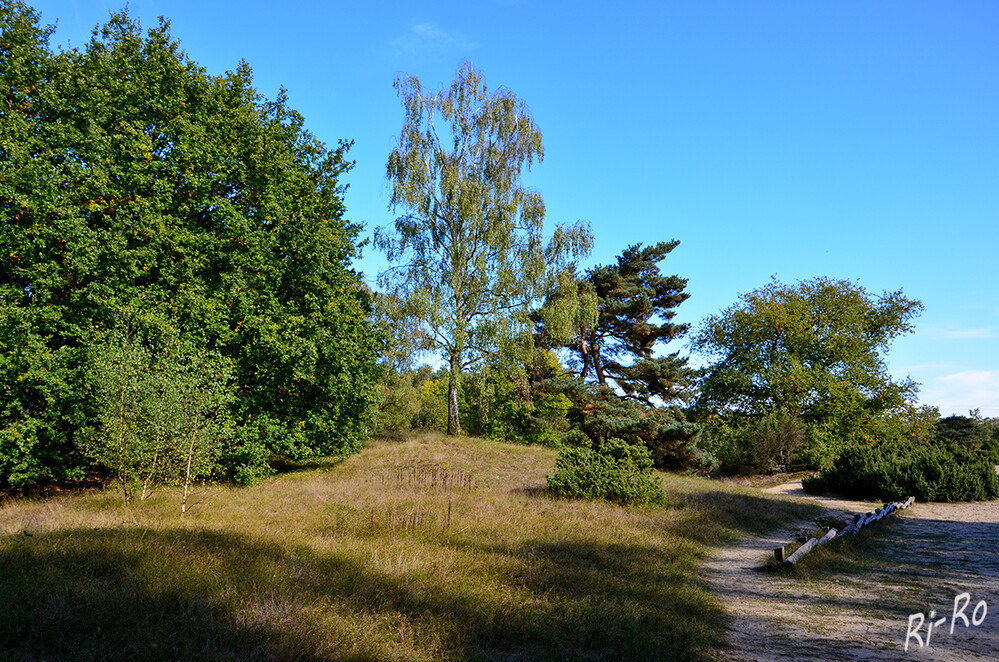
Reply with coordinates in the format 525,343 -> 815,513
775,496 -> 915,566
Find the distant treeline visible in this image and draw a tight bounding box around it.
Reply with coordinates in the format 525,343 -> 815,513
3,2 -> 996,503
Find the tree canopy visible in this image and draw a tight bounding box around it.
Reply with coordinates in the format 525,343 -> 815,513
375,61 -> 591,435
572,241 -> 693,406
0,3 -> 381,487
692,277 -> 923,451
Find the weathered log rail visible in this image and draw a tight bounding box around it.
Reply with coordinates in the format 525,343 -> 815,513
774,496 -> 915,566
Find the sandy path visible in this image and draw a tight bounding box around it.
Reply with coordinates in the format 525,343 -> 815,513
706,482 -> 999,661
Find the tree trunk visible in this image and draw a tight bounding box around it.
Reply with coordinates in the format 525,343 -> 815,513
181,393 -> 204,518
592,347 -> 606,385
447,353 -> 461,436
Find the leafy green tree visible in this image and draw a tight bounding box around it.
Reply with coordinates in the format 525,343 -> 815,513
84,320 -> 232,506
376,61 -> 591,436
0,3 -> 380,486
693,277 -> 923,466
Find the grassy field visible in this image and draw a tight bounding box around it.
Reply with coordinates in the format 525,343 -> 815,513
0,433 -> 824,661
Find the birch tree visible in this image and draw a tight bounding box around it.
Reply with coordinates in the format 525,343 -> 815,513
376,62 -> 591,435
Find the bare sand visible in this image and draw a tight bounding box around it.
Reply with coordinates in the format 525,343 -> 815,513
706,481 -> 999,661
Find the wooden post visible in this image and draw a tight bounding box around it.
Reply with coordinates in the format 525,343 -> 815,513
785,537 -> 819,565
776,496 -> 914,570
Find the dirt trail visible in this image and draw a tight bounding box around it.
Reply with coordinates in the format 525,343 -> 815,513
706,482 -> 999,661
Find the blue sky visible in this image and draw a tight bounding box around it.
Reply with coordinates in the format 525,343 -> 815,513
26,0 -> 999,417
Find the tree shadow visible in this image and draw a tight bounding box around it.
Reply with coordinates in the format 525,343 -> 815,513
1,522 -> 735,662
0,528 -> 355,662
676,486 -> 830,543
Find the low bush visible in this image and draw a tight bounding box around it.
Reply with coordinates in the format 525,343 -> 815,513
805,441 -> 999,502
546,438 -> 667,505
801,473 -> 827,493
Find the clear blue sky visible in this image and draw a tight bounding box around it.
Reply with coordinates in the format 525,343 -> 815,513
26,0 -> 999,417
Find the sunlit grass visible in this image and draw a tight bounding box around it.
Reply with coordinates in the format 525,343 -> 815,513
1,432 -> 823,661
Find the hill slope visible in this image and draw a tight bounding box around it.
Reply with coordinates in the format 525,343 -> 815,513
0,433 -> 822,661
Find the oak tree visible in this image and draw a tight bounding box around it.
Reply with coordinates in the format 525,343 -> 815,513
0,3 -> 380,486
692,277 -> 923,450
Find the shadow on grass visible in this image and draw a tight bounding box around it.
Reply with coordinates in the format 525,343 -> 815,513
439,536 -> 726,662
0,481 -> 843,662
2,524 -> 724,662
676,485 -> 830,544
1,528 -> 341,662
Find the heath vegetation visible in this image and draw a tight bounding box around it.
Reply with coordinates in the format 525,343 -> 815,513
2,2 -> 997,659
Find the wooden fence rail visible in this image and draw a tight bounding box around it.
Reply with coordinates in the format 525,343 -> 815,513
774,496 -> 915,566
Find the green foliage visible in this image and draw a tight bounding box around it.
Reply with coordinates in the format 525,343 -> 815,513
800,473 -> 827,494
375,61 -> 591,435
533,242 -> 707,472
703,411 -> 807,475
416,374 -> 451,433
460,350 -> 574,446
553,378 -> 712,473
693,277 -> 923,468
83,321 -> 232,502
377,351 -> 576,448
579,241 -> 694,405
0,305 -> 90,487
934,412 -> 999,464
808,441 -> 999,503
542,241 -> 694,407
373,366 -> 429,438
546,438 -> 668,505
0,4 -> 381,486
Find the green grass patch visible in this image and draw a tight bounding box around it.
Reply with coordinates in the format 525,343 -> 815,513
0,431 -> 823,661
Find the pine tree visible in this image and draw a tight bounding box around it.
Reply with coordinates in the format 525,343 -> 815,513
577,241 -> 693,406
538,241 -> 707,472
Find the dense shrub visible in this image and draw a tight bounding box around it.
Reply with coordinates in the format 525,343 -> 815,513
806,442 -> 999,503
935,414 -> 999,466
704,412 -> 807,475
546,438 -> 667,505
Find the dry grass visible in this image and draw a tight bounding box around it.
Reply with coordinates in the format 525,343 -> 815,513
714,470 -> 816,489
0,432 -> 822,661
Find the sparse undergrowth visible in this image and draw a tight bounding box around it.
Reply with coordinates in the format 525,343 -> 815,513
0,432 -> 822,662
